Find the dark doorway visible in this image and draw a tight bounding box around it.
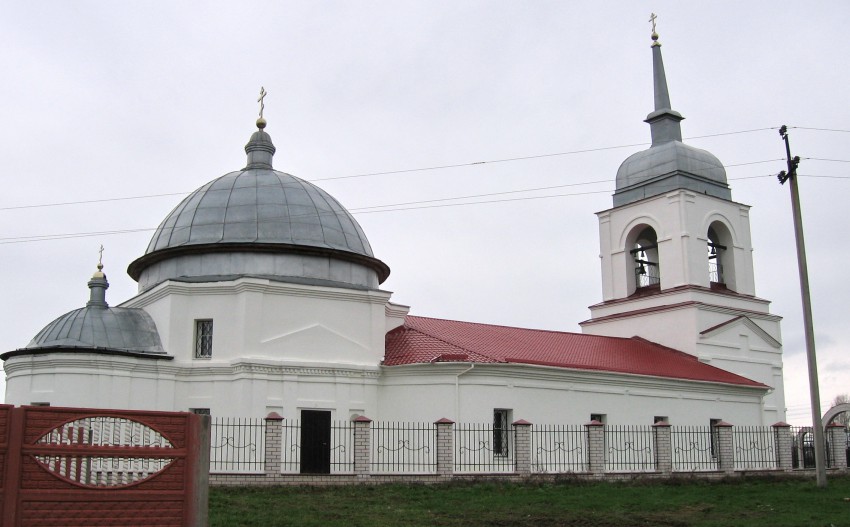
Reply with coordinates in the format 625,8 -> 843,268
300,410 -> 331,474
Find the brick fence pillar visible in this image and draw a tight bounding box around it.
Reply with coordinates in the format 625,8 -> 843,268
512,419 -> 532,476
772,422 -> 793,470
435,418 -> 455,478
585,420 -> 605,474
715,421 -> 735,473
353,416 -> 372,478
264,412 -> 283,476
653,421 -> 672,474
826,424 -> 848,469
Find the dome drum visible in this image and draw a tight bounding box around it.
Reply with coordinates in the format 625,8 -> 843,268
131,243 -> 386,291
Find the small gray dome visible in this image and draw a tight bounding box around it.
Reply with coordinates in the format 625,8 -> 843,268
616,140 -> 728,188
24,306 -> 165,355
613,142 -> 731,207
3,267 -> 166,360
128,125 -> 389,291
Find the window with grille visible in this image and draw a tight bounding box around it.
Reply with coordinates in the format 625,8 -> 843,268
195,320 -> 213,358
493,409 -> 511,456
710,418 -> 721,458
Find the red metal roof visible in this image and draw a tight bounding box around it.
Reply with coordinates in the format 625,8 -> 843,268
384,316 -> 766,388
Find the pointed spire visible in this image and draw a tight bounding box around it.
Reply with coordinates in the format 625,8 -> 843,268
644,15 -> 684,146
245,86 -> 276,169
87,251 -> 109,308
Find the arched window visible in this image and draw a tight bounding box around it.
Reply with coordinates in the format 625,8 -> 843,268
707,226 -> 726,285
629,227 -> 659,289
707,222 -> 735,290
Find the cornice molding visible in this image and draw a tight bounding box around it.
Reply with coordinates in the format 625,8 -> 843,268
123,276 -> 392,308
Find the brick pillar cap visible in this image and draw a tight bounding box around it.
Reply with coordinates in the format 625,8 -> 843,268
265,412 -> 284,421
585,420 -> 604,426
771,421 -> 792,427
652,421 -> 671,427
713,421 -> 733,427
353,415 -> 372,423
826,422 -> 846,428
512,419 -> 532,426
435,417 -> 455,424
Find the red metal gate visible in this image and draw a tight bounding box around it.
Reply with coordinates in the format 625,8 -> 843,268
0,405 -> 209,527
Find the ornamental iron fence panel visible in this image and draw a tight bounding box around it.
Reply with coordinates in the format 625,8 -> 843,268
530,424 -> 587,473
210,417 -> 265,474
281,419 -> 301,473
370,421 -> 437,473
733,426 -> 776,470
330,420 -> 355,473
605,426 -> 655,472
671,426 -> 718,472
454,423 -> 515,473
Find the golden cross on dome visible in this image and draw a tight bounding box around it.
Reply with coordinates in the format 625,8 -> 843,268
649,13 -> 658,34
257,87 -> 267,119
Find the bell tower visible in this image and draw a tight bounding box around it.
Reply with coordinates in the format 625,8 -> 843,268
580,23 -> 786,424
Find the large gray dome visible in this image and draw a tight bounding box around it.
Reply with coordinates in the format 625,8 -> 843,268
128,124 -> 389,291
143,169 -> 374,257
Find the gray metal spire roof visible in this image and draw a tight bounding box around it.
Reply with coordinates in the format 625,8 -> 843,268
127,119 -> 390,290
613,30 -> 731,207
3,266 -> 166,359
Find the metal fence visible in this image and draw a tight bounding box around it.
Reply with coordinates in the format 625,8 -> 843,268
671,426 -> 718,471
210,417 -> 265,473
209,419 -> 842,476
605,426 -> 655,472
370,421 -> 436,473
330,420 -> 355,473
733,426 -> 776,470
530,424 -> 586,473
454,422 -> 516,473
279,419 -> 355,473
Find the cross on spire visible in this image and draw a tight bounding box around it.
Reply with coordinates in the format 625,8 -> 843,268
97,244 -> 104,270
649,13 -> 658,34
257,87 -> 267,119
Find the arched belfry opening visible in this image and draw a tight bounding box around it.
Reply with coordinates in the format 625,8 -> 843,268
628,226 -> 660,293
707,222 -> 735,291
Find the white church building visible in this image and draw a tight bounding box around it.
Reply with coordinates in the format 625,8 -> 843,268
3,32 -> 786,428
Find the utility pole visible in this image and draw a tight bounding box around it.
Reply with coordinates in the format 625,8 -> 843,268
777,125 -> 827,488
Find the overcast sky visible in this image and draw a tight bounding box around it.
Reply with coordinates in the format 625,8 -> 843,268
1,2 -> 847,425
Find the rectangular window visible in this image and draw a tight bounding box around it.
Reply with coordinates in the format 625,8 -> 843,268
654,416 -> 669,424
590,413 -> 607,424
190,408 -> 211,415
195,319 -> 213,358
30,402 -> 51,407
493,409 -> 511,456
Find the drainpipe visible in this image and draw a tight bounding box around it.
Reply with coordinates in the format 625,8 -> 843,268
454,363 -> 474,422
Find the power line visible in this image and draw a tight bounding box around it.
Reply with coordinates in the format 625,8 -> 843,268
791,126 -> 850,133
4,171 -> 846,246
0,126 -> 792,212
0,157 -> 789,213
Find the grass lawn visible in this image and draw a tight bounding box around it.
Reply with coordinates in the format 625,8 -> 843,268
210,474 -> 850,526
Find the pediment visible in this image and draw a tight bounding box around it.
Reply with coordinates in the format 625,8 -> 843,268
699,316 -> 781,348
258,324 -> 369,361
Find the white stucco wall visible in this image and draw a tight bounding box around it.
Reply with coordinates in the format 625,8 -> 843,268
377,363 -> 768,426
